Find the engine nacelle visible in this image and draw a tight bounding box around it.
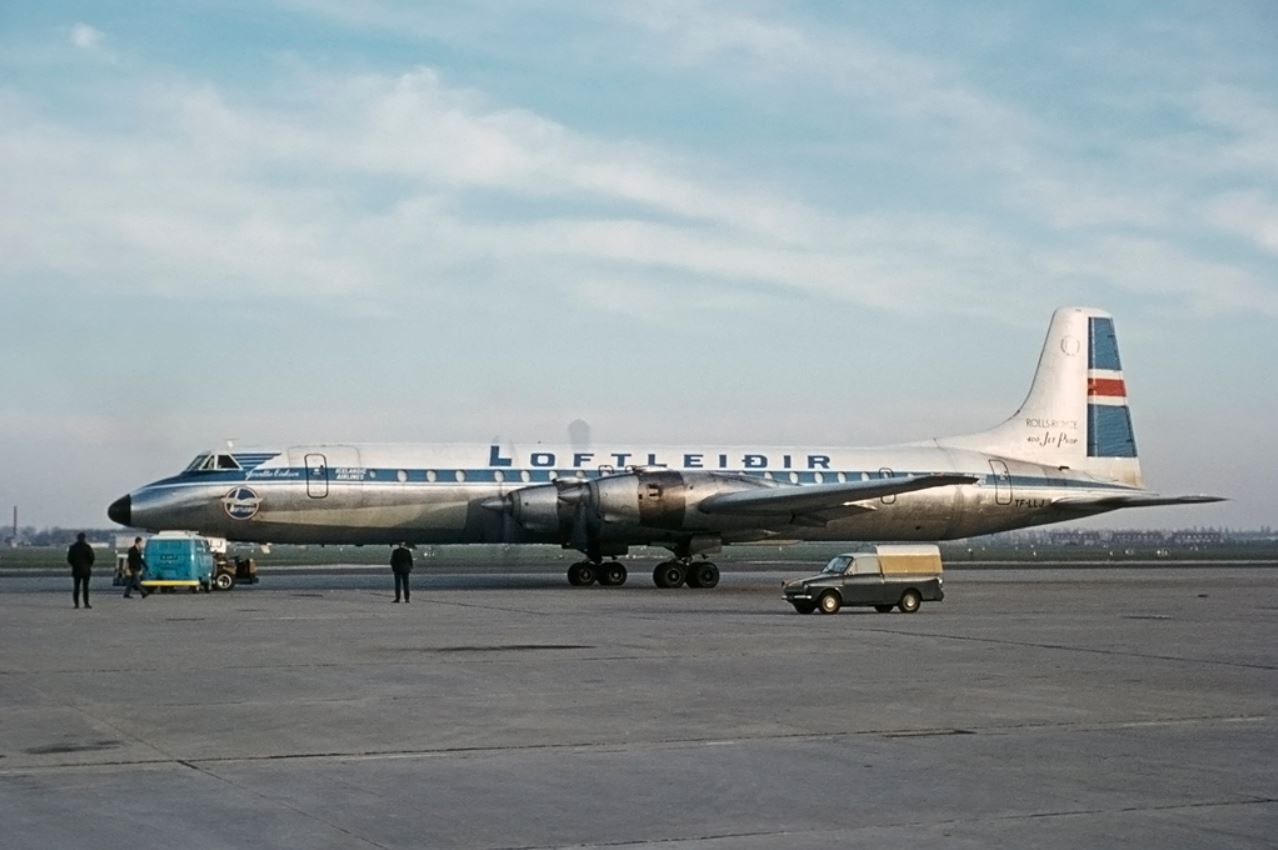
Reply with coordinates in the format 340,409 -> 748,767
509,482 -> 568,533
508,470 -> 772,539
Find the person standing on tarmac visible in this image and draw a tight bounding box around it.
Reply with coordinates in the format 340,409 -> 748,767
391,543 -> 413,603
67,532 -> 95,609
123,537 -> 150,599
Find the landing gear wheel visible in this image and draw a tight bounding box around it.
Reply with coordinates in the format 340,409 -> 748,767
598,562 -> 628,587
817,591 -> 842,615
874,604 -> 894,613
567,562 -> 597,586
686,562 -> 719,589
653,562 -> 686,588
792,601 -> 816,614
898,589 -> 921,613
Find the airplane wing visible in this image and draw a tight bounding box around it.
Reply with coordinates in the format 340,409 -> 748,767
698,473 -> 978,519
1051,493 -> 1227,511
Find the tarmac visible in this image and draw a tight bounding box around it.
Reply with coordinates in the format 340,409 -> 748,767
1,565 -> 1274,849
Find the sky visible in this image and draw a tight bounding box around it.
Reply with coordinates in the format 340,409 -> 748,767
1,1 -> 1275,530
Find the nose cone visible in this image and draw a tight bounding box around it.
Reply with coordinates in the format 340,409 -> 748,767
107,495 -> 132,527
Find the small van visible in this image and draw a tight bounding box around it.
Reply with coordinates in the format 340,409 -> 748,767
141,532 -> 215,593
783,544 -> 944,614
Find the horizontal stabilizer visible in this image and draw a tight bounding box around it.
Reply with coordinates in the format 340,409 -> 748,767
1052,494 -> 1227,512
698,473 -> 978,516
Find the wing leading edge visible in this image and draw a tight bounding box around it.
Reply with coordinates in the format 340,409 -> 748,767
698,473 -> 978,520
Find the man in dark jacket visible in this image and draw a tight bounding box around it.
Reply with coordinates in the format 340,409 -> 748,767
67,532 -> 95,609
391,543 -> 413,603
123,537 -> 150,599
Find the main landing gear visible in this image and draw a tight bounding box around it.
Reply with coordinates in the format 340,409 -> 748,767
652,559 -> 720,589
567,560 -> 628,587
564,558 -> 720,589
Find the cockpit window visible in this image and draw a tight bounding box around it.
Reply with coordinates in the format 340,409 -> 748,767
185,453 -> 242,472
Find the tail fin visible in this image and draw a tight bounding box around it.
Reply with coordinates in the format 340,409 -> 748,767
940,307 -> 1143,487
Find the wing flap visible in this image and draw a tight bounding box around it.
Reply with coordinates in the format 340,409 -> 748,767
698,473 -> 978,517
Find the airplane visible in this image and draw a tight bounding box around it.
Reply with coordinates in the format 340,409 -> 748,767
107,307 -> 1223,589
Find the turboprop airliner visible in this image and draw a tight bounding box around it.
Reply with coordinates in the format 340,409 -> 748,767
108,307 -> 1221,588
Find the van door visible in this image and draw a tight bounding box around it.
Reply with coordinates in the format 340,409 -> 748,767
989,459 -> 1013,506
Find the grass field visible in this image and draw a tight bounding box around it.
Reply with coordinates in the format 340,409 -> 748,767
3,539 -> 1275,570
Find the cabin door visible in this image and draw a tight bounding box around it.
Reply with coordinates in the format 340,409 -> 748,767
989,459 -> 1013,506
305,453 -> 329,499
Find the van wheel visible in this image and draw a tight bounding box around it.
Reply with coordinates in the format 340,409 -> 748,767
817,591 -> 841,615
792,601 -> 816,614
898,589 -> 921,613
874,604 -> 894,613
214,572 -> 235,591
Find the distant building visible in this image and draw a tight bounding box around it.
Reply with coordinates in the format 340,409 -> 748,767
1109,531 -> 1167,546
1169,530 -> 1224,546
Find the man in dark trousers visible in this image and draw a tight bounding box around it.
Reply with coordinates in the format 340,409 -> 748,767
391,543 -> 413,603
67,532 -> 95,609
123,537 -> 150,599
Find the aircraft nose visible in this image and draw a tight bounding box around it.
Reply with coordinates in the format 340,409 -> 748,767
107,495 -> 132,526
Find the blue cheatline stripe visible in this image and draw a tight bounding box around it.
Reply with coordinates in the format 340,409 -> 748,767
159,467 -> 1138,492
1088,404 -> 1138,458
1089,317 -> 1122,371
231,453 -> 280,471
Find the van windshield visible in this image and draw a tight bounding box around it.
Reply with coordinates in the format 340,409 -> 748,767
822,556 -> 851,575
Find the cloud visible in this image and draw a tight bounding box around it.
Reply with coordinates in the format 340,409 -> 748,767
1044,236 -> 1278,317
3,29 -> 1274,329
1205,190 -> 1278,257
1194,86 -> 1278,177
0,66 -> 1038,320
68,23 -> 104,51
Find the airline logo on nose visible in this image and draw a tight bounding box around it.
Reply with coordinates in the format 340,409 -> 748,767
223,486 -> 262,520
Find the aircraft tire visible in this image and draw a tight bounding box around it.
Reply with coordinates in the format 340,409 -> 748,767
598,562 -> 627,587
874,604 -> 894,613
686,562 -> 719,589
817,591 -> 841,615
653,562 -> 685,588
898,589 -> 921,614
568,563 -> 596,586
